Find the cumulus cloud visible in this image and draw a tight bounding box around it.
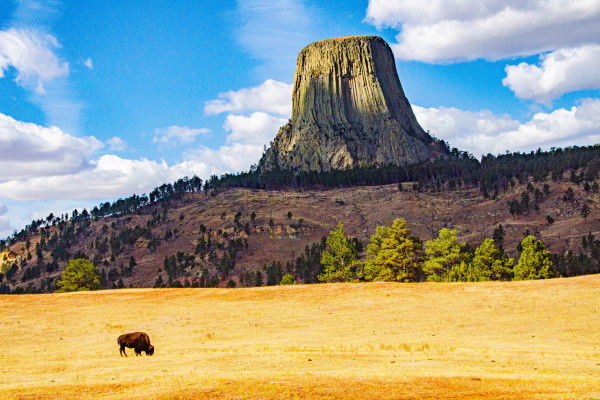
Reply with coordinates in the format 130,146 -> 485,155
0,155 -> 216,201
0,106 -> 283,201
502,45 -> 600,104
204,79 -> 292,116
153,126 -> 210,145
185,143 -> 265,174
413,98 -> 600,156
0,112 -> 102,182
224,112 -> 286,145
183,112 -> 286,176
365,1 -> 600,62
107,136 -> 127,151
83,58 -> 93,69
0,28 -> 69,94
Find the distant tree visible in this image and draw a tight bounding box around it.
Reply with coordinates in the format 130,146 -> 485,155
467,239 -> 514,281
581,204 -> 591,219
279,273 -> 295,285
363,218 -> 423,282
56,259 -> 101,292
264,261 -> 283,285
255,271 -> 264,286
546,215 -> 555,225
226,279 -> 236,288
287,211 -> 293,219
514,236 -> 553,280
318,223 -> 360,282
543,183 -> 551,195
423,228 -> 470,281
563,187 -> 575,202
492,224 -> 505,253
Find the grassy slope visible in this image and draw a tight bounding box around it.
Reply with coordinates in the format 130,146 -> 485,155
1,276 -> 599,399
5,180 -> 600,290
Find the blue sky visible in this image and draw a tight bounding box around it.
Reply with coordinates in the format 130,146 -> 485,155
1,0 -> 599,236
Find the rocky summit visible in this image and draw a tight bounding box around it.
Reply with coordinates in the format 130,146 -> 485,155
258,36 -> 446,172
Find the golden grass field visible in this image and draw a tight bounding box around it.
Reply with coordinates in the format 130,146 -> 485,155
1,276 -> 599,399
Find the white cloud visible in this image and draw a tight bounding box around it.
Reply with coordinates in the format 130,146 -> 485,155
365,1 -> 600,62
0,155 -> 214,201
153,125 -> 210,145
224,112 -> 287,145
107,136 -> 127,151
413,98 -> 600,156
0,28 -> 69,94
413,106 -> 519,141
204,79 -> 292,116
185,143 -> 265,174
83,58 -> 93,69
0,106 -> 280,202
182,112 -> 286,176
0,105 -> 283,201
502,45 -> 600,104
0,112 -> 102,182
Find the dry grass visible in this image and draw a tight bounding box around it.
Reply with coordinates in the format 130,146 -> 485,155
1,276 -> 599,399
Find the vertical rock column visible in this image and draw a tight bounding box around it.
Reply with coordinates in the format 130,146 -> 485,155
258,36 -> 444,172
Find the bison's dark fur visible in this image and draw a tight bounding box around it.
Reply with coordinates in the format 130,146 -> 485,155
117,332 -> 154,356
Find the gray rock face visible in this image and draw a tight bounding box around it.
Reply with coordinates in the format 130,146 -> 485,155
258,36 -> 445,172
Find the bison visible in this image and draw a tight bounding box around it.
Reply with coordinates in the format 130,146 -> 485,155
117,332 -> 154,357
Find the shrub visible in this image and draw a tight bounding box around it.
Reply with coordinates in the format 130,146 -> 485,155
279,274 -> 295,285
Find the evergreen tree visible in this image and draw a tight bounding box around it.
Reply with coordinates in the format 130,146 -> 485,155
363,218 -> 423,282
581,204 -> 591,219
56,259 -> 101,292
514,236 -> 553,280
450,239 -> 514,281
423,228 -> 470,281
279,273 -> 295,285
318,223 -> 360,282
492,224 -> 505,253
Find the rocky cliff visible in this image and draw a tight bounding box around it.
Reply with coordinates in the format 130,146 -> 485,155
258,36 -> 445,172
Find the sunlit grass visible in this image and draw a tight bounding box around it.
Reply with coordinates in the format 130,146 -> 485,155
1,276 -> 599,399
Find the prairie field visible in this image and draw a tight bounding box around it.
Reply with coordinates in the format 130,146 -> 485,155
1,276 -> 599,399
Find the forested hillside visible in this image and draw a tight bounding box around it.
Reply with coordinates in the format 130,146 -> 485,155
1,145 -> 599,293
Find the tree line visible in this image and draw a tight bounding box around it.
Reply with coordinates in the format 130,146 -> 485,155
316,220 -> 555,283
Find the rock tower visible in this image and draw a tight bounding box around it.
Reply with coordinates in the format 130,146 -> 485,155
258,36 -> 445,172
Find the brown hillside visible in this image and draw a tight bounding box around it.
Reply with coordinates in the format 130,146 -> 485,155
3,180 -> 599,291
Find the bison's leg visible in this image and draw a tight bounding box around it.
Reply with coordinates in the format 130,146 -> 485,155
120,345 -> 127,357
135,347 -> 141,356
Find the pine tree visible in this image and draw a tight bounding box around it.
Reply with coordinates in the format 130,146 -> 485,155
56,259 -> 101,292
514,236 -> 553,280
363,218 -> 423,282
492,224 -> 505,253
462,239 -> 514,281
318,223 -> 360,282
581,204 -> 591,219
423,228 -> 470,281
